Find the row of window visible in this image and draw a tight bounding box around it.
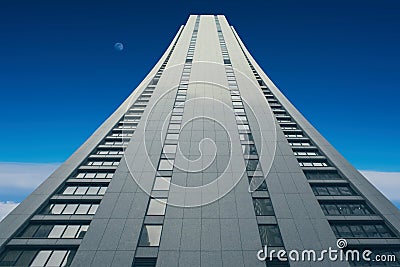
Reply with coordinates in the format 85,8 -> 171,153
298,161 -> 328,167
304,170 -> 343,180
285,134 -> 303,138
242,144 -> 258,156
110,133 -> 132,137
293,151 -> 319,156
311,184 -> 356,196
0,249 -> 76,267
215,15 -> 286,256
238,48 -> 395,247
289,142 -> 311,147
253,198 -> 274,216
74,172 -> 113,179
261,82 -> 399,240
146,198 -> 167,216
320,201 -> 374,216
86,161 -> 119,166
42,203 -> 99,215
62,186 -> 107,195
96,150 -> 124,155
134,16 -> 201,254
17,223 -> 88,239
331,222 -> 395,238
258,225 -> 284,247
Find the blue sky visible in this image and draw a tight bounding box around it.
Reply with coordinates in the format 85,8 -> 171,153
0,0 -> 399,215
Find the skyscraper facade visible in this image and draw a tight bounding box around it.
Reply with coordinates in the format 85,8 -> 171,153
0,15 -> 399,267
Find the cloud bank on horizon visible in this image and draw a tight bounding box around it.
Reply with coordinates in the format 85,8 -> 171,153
0,163 -> 399,221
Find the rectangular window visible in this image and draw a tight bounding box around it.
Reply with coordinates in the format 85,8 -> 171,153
298,161 -> 328,167
311,184 -> 356,196
331,222 -> 395,238
86,186 -> 100,195
253,198 -> 274,216
34,225 -> 53,238
258,225 -> 284,246
238,124 -> 250,131
0,249 -> 76,267
242,144 -> 258,156
163,144 -> 177,154
74,172 -> 114,179
303,170 -> 343,180
62,187 -> 76,195
239,133 -> 254,142
138,225 -> 163,247
289,142 -> 310,146
320,201 -> 374,216
166,133 -> 179,140
30,250 -> 52,266
246,159 -> 261,172
159,159 -> 174,171
153,177 -> 171,191
48,225 -> 66,238
169,124 -> 180,130
63,204 -> 78,214
147,198 -> 167,215
75,204 -> 90,215
62,186 -> 106,195
171,115 -> 182,121
44,204 -> 99,215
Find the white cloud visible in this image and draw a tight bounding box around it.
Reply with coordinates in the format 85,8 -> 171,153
0,162 -> 60,189
360,170 -> 400,203
0,201 -> 19,222
0,162 -> 60,222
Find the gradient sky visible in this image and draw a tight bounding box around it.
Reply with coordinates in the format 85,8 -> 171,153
0,0 -> 399,173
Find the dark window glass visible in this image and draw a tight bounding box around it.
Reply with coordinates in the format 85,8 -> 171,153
240,133 -> 254,141
350,225 -> 364,238
256,181 -> 268,191
132,258 -> 157,267
17,225 -> 39,238
313,186 -> 329,196
248,176 -> 267,191
376,225 -> 393,238
337,204 -> 351,215
323,204 -> 340,215
320,202 -> 374,216
362,225 -> 379,238
350,203 -> 372,215
326,186 -> 340,195
15,251 -> 37,266
312,185 -> 356,196
41,204 -> 54,214
246,160 -> 260,171
258,225 -> 284,246
33,225 -> 53,238
335,225 -> 352,238
243,144 -> 258,155
253,198 -> 274,216
63,250 -> 76,267
0,250 -> 22,266
338,186 -> 354,196
304,170 -> 343,180
332,223 -> 395,238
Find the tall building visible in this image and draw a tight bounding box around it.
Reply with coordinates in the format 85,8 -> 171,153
0,15 -> 399,267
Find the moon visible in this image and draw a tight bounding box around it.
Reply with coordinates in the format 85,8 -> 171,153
114,42 -> 124,51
